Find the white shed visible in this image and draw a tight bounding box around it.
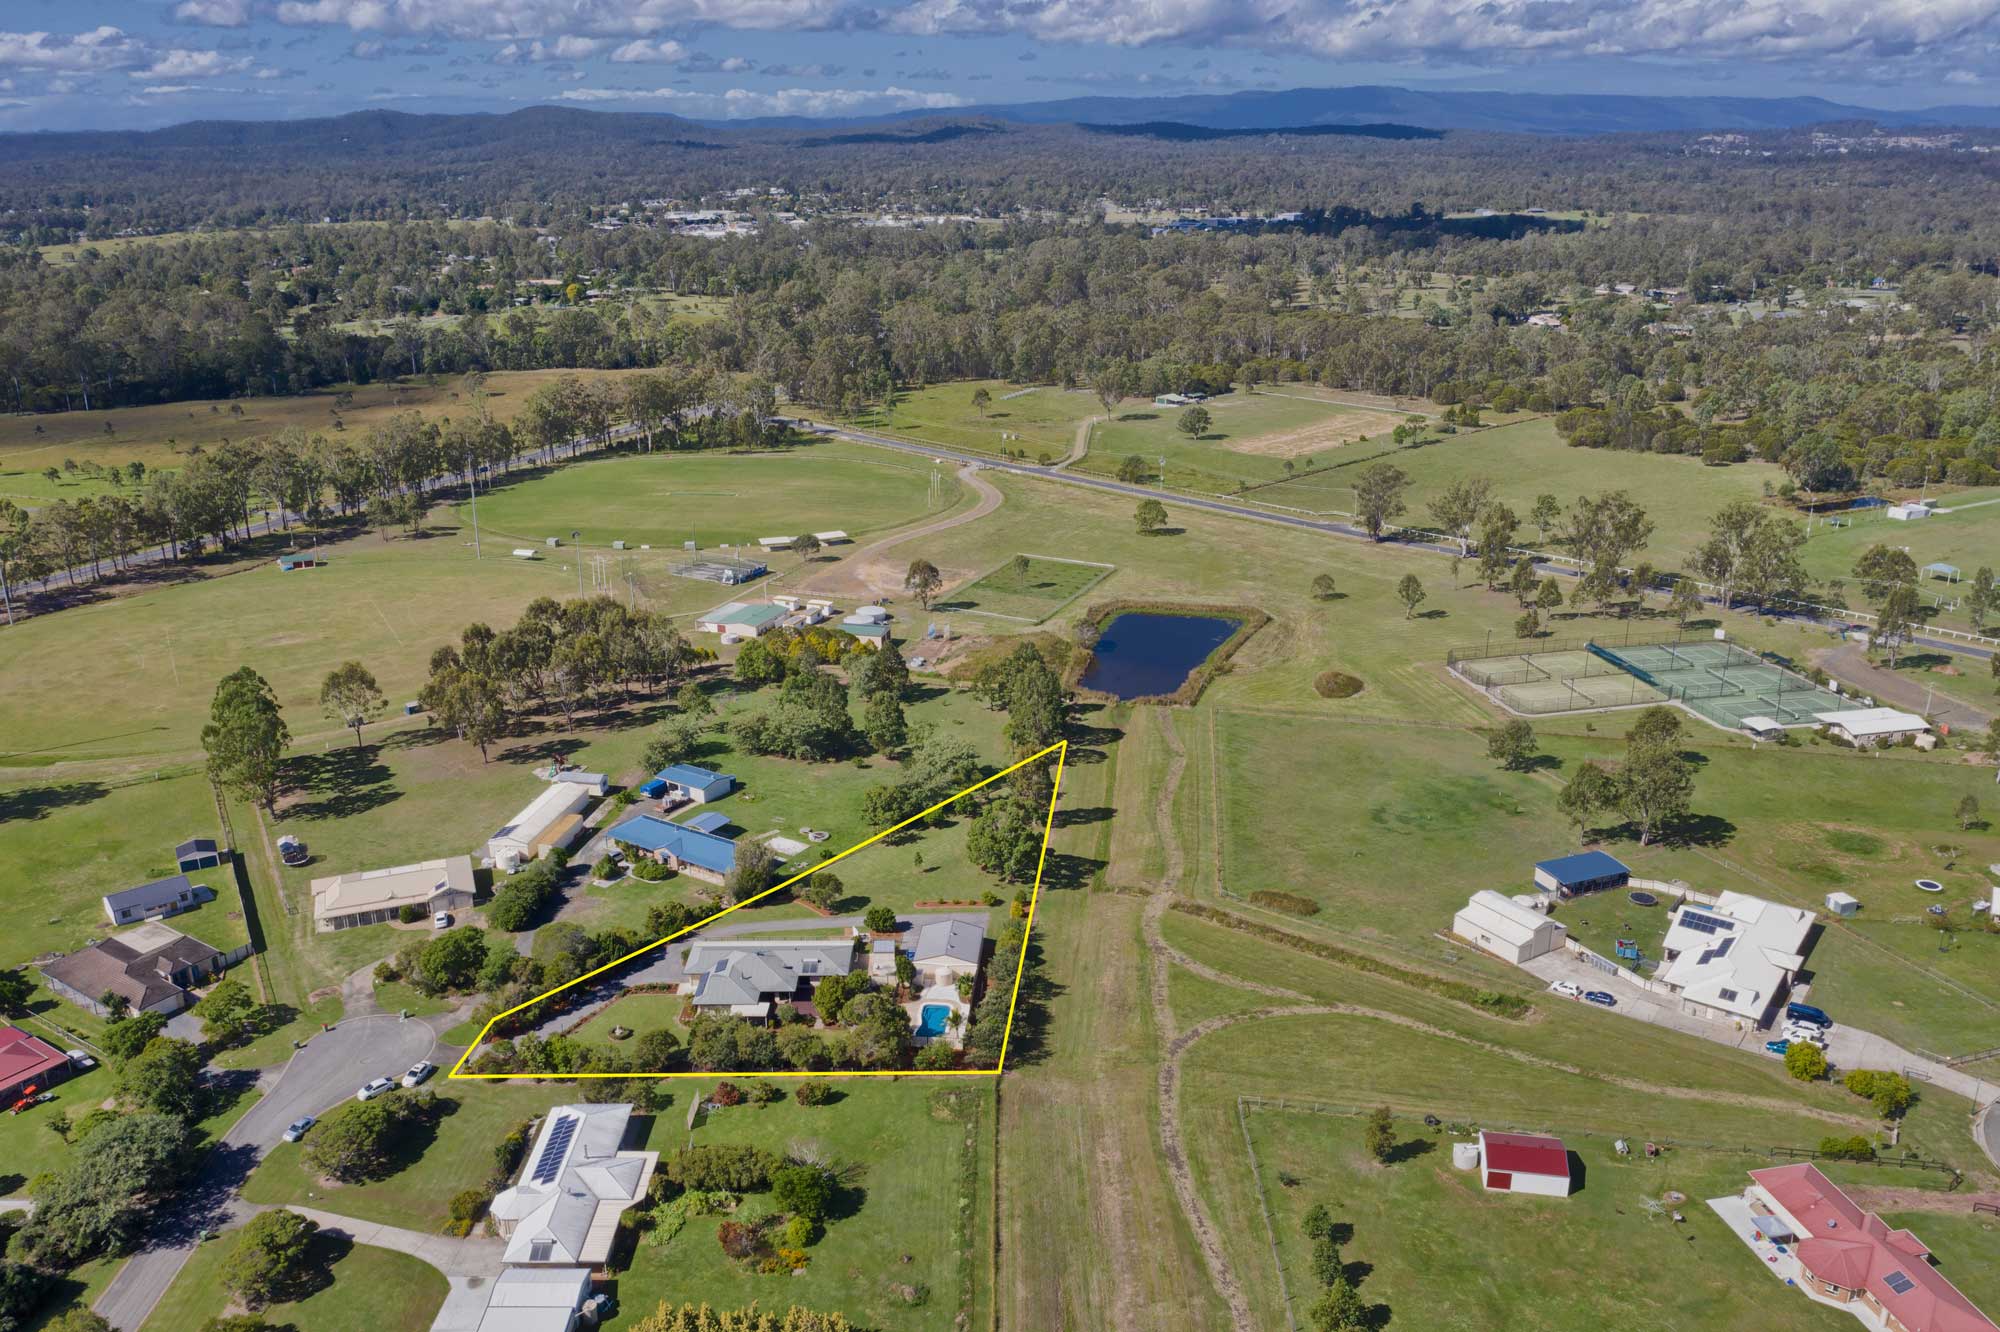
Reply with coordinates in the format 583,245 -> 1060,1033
1813,707 -> 1930,747
1451,890 -> 1567,964
1824,891 -> 1861,918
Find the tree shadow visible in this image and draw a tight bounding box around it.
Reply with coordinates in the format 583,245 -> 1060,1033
268,1228 -> 353,1304
383,725 -> 450,751
1141,527 -> 1187,538
0,780 -> 109,824
1414,608 -> 1449,620
1037,850 -> 1103,891
825,1180 -> 869,1224
1382,1136 -> 1436,1166
1659,812 -> 1736,849
283,747 -> 399,822
1051,806 -> 1112,829
1512,754 -> 1564,774
0,1171 -> 23,1196
1895,652 -> 1955,672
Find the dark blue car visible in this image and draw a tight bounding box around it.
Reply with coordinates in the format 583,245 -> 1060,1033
1583,991 -> 1616,1008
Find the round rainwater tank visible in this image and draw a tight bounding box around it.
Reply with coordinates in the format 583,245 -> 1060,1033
854,605 -> 889,623
1452,1141 -> 1481,1171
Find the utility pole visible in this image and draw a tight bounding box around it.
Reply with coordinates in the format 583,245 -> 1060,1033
468,461 -> 481,559
573,531 -> 583,597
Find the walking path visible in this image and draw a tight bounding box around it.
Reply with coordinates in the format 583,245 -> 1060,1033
1052,414 -> 1102,470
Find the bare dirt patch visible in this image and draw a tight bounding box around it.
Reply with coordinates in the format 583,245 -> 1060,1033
1215,406 -> 1407,457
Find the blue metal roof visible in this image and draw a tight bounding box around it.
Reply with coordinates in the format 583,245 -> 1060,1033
608,815 -> 737,874
638,778 -> 667,798
656,763 -> 730,788
684,811 -> 731,835
1534,850 -> 1630,885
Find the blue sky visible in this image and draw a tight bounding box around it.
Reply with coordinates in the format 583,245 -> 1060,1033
3,0 -> 1997,131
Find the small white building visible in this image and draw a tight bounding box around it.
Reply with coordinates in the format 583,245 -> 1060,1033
1451,890 -> 1567,964
1824,891 -> 1861,918
696,601 -> 788,638
1885,501 -> 1935,521
1813,707 -> 1931,748
487,783 -> 594,868
1477,1130 -> 1572,1197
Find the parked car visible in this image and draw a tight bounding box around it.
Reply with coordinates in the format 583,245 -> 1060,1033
1785,1001 -> 1832,1029
1548,980 -> 1583,999
277,834 -> 309,867
356,1077 -> 394,1101
401,1061 -> 435,1088
1764,1039 -> 1790,1056
64,1050 -> 96,1070
282,1115 -> 316,1142
432,911 -> 453,929
1782,1025 -> 1828,1049
1583,991 -> 1617,1008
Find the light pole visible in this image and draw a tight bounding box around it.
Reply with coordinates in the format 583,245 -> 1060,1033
573,531 -> 583,596
468,459 -> 481,560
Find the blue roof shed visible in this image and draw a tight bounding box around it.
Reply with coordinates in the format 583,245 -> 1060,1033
608,815 -> 737,875
684,810 -> 731,835
653,764 -> 736,802
1533,851 -> 1630,896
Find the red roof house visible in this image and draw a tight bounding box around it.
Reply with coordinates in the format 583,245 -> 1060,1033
0,1025 -> 69,1100
1478,1130 -> 1572,1197
1748,1164 -> 1999,1332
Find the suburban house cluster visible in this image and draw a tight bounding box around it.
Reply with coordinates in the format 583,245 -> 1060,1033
1452,851 -> 1820,1030
694,595 -> 890,648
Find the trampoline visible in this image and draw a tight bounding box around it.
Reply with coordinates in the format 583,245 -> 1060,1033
1916,879 -> 1944,892
1628,891 -> 1659,907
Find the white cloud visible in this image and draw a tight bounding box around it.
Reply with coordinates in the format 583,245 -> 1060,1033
0,27 -> 148,72
135,48 -> 252,79
492,36 -> 608,63
140,83 -> 201,94
1946,68 -> 1983,83
271,0 -> 846,39
718,55 -> 753,72
551,82 -> 970,117
174,0 -> 255,26
610,38 -> 688,63
254,65 -> 284,78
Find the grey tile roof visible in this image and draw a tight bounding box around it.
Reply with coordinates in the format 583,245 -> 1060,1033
681,940 -> 856,1006
913,919 -> 984,965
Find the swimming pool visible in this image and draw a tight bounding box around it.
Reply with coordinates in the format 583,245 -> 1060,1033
916,1004 -> 951,1038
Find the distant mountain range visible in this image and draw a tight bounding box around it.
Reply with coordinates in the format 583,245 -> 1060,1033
748,84 -> 2000,136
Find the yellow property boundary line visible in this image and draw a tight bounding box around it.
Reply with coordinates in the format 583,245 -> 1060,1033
448,739 -> 1067,1081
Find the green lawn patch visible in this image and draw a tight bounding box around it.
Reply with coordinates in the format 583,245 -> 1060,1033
935,555 -> 1114,623
144,1230 -> 448,1332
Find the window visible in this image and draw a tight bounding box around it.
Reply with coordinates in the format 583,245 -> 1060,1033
528,1240 -> 554,1262
1718,988 -> 1739,1002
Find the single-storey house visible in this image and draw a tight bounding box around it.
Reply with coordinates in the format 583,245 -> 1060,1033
679,939 -> 857,1021
1533,850 -> 1630,898
1815,707 -> 1931,748
275,552 -> 327,572
175,837 -> 223,872
1656,891 -> 1812,1025
1745,1163 -> 1998,1332
39,922 -> 227,1018
1478,1130 -> 1572,1196
312,855 -> 477,932
0,1025 -> 72,1101
487,783 -> 594,869
697,601 -> 787,638
490,1103 -> 657,1270
1451,890 -> 1567,965
644,764 -> 734,804
912,919 -> 985,986
606,814 -> 737,884
103,873 -> 204,927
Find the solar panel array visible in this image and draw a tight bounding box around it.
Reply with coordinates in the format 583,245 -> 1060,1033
1696,935 -> 1737,966
1884,1272 -> 1915,1294
1677,910 -> 1736,936
531,1114 -> 578,1184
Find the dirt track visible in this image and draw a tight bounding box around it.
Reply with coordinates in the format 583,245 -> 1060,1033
800,462 -> 1003,601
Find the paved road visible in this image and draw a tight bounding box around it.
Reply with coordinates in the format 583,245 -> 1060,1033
1979,1103 -> 2000,1173
94,1012 -> 452,1332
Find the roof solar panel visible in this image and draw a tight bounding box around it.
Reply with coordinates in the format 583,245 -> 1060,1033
1884,1272 -> 1914,1294
1678,910 -> 1736,935
530,1115 -> 577,1184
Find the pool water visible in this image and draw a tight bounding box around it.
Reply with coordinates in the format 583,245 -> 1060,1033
1079,611 -> 1241,700
917,1004 -> 951,1038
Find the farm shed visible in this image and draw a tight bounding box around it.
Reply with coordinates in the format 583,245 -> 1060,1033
275,552 -> 327,572
649,763 -> 735,804
696,601 -> 787,638
1451,890 -> 1566,964
103,873 -> 203,927
1533,850 -> 1630,898
175,837 -> 223,872
1478,1130 -> 1573,1197
1814,707 -> 1931,748
487,783 -> 594,868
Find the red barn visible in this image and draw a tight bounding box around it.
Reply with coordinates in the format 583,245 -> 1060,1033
1478,1130 -> 1572,1197
0,1025 -> 69,1102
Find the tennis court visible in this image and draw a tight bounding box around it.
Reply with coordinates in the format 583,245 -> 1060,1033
1448,632 -> 1845,729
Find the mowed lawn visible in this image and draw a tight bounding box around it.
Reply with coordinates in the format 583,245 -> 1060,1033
608,1081 -> 993,1332
0,369 -> 652,507
0,767 -> 248,967
1252,415 -> 1783,568
144,1230 -> 448,1332
832,380 -> 1101,460
1222,1108 -> 1861,1332
934,555 -> 1113,623
1079,390 -> 1412,493
456,443 -> 957,551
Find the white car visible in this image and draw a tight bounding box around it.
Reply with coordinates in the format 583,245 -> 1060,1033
401,1061 -> 435,1088
1548,980 -> 1583,999
356,1077 -> 395,1101
1782,1025 -> 1828,1049
433,912 -> 453,929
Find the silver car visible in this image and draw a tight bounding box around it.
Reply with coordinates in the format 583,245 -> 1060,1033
356,1077 -> 395,1101
282,1115 -> 315,1142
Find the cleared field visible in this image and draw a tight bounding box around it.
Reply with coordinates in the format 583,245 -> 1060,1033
934,554 -> 1114,622
1252,415 -> 1783,568
1220,1106 -> 1863,1332
1795,490 -> 2000,619
0,369 -> 651,506
145,1231 -> 449,1332
1079,391 -> 1414,492
836,380 -> 1102,460
456,444 -> 956,550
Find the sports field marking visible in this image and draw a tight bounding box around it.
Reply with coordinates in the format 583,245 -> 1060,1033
448,739 -> 1068,1081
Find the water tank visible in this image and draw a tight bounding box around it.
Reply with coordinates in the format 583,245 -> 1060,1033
1452,1141 -> 1481,1171
854,605 -> 889,623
